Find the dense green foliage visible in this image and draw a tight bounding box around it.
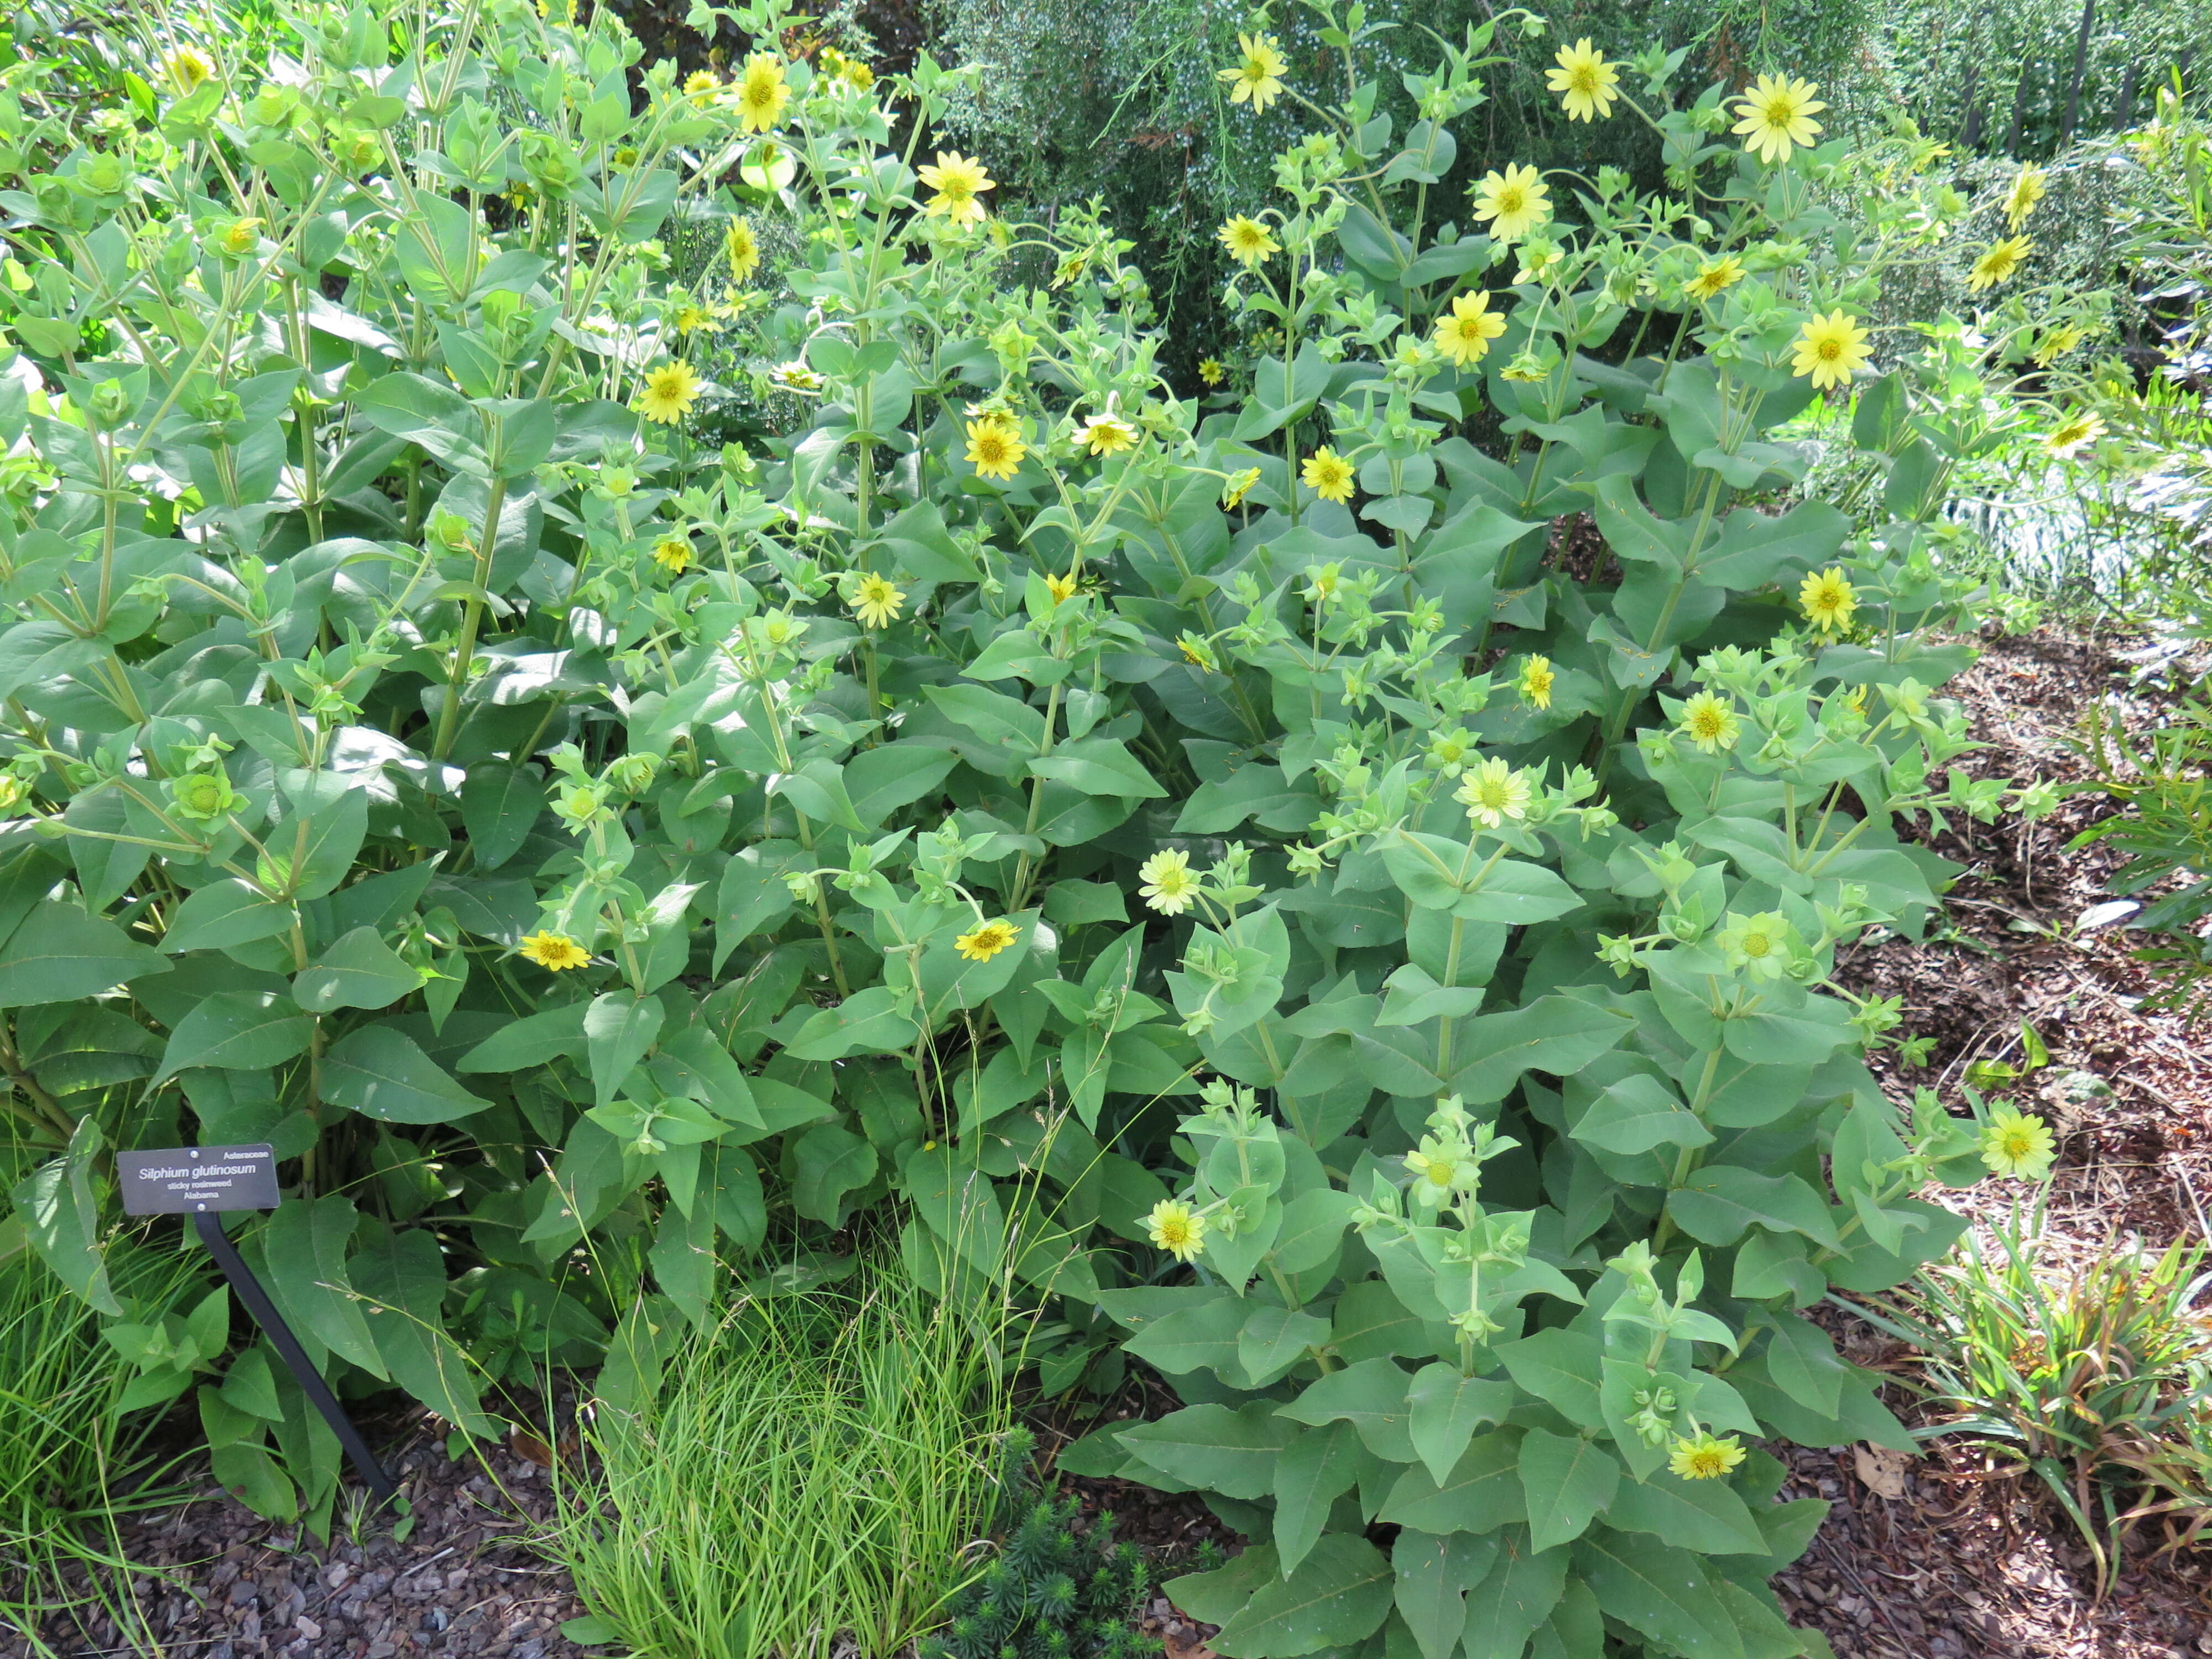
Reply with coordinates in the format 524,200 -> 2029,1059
0,0 -> 2099,1648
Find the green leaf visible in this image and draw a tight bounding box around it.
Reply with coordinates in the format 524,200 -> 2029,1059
1378,1429 -> 1527,1534
348,1227 -> 497,1436
1572,1072 -> 1715,1155
1239,1303 -> 1332,1387
456,1001 -> 589,1071
1118,1402 -> 1297,1500
784,984 -> 919,1061
1408,1364 -> 1517,1485
293,927 -> 420,1013
460,762 -> 540,870
1666,1167 -> 1843,1251
1028,737 -> 1167,799
260,1196 -> 387,1378
1604,1471 -> 1770,1556
791,1123 -> 878,1224
161,879 -> 297,954
1492,1328 -> 1606,1429
1279,1356 -> 1416,1461
1121,1292 -> 1246,1377
1212,1533 -> 1394,1659
1167,1546 -> 1283,1627
1517,1429 -> 1620,1552
1460,1527 -> 1569,1659
585,990 -> 664,1108
0,900 -> 171,1007
11,1117 -> 119,1314
153,990 -> 314,1082
324,1025 -> 492,1123
1574,1530 -> 1745,1659
1271,1419 -> 1365,1575
1394,1530 -> 1498,1659
844,742 -> 959,828
1449,997 -> 1631,1104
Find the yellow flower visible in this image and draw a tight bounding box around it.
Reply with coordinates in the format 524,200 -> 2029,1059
1178,635 -> 1217,672
917,151 -> 995,224
1980,1106 -> 2056,1180
1967,235 -> 2033,292
954,919 -> 1019,962
2042,411 -> 2106,458
1043,571 -> 1079,602
964,415 -> 1026,481
652,537 -> 694,573
519,931 -> 589,971
214,217 -> 262,258
1218,215 -> 1279,268
637,361 -> 702,424
1798,567 -> 1857,634
1732,74 -> 1825,165
737,54 -> 790,133
1081,413 -> 1140,456
1433,290 -> 1507,367
1547,39 -> 1621,122
1217,32 -> 1287,113
1470,164 -> 1551,243
1221,466 -> 1260,509
1198,357 -> 1225,387
2033,325 -> 2083,366
1679,691 -> 1742,754
1138,849 -> 1198,916
771,360 -> 823,393
673,303 -> 717,335
726,217 -> 760,280
1518,654 -> 1555,710
1301,447 -> 1355,504
1668,1432 -> 1746,1481
850,573 -> 904,629
165,47 -> 215,94
684,69 -> 720,105
1500,351 -> 1550,383
2004,164 -> 2048,231
1402,1136 -> 1465,1193
1455,757 -> 1531,830
1790,309 -> 1871,392
1145,1199 -> 1208,1263
1686,254 -> 1746,301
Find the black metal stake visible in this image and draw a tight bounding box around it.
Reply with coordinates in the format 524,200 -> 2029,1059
192,1210 -> 399,1506
2062,0 -> 2095,142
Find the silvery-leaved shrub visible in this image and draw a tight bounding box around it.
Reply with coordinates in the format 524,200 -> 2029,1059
0,0 -> 2063,1616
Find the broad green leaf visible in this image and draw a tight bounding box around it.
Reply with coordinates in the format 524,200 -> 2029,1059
1378,1429 -> 1527,1534
784,985 -> 917,1061
293,927 -> 420,1013
1450,997 -> 1632,1104
1117,1402 -> 1296,1500
1604,1472 -> 1770,1556
456,1001 -> 589,1071
1029,737 -> 1167,798
1459,1526 -> 1569,1659
0,901 -> 171,1007
1407,1363 -> 1517,1484
324,1025 -> 491,1123
1278,1355 -> 1416,1461
1394,1530 -> 1498,1659
1167,1546 -> 1283,1627
791,1123 -> 878,1224
349,1227 -> 497,1435
161,879 -> 297,954
1666,1166 -> 1842,1251
585,990 -> 664,1108
1212,1533 -> 1394,1659
1121,1292 -> 1245,1377
260,1196 -> 387,1378
10,1117 -> 119,1314
1573,1530 -> 1745,1659
1492,1328 -> 1606,1429
1572,1072 -> 1714,1155
1271,1419 -> 1365,1574
154,990 -> 313,1082
1517,1428 -> 1620,1552
460,762 -> 540,870
1238,1303 -> 1331,1387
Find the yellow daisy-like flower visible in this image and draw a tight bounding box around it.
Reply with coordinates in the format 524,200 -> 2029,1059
651,538 -> 694,573
684,69 -> 720,105
850,573 -> 904,630
726,217 -> 760,281
1732,74 -> 1825,165
1433,290 -> 1508,367
673,303 -> 718,335
1798,567 -> 1857,634
1402,1136 -> 1464,1193
1470,164 -> 1551,243
1081,413 -> 1140,456
519,931 -> 589,971
165,46 -> 215,94
1455,757 -> 1531,830
1145,1198 -> 1208,1262
1138,848 -> 1198,916
1043,571 -> 1079,602
637,361 -> 702,425
954,919 -> 1019,962
1301,447 -> 1355,504
1790,309 -> 1872,392
1966,235 -> 2033,293
1217,32 -> 1287,113
1979,1105 -> 2057,1180
1679,691 -> 1743,754
2042,411 -> 2106,458
1221,466 -> 1261,509
1198,357 -> 1225,387
917,151 -> 995,224
2004,164 -> 2048,231
1686,254 -> 1746,301
1547,38 -> 1621,123
1218,215 -> 1279,268
1518,654 -> 1555,710
1669,1432 -> 1746,1481
736,54 -> 790,133
771,361 -> 823,393
964,415 -> 1026,481
2033,325 -> 2083,366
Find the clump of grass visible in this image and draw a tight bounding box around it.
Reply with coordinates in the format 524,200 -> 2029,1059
0,1237 -> 207,1655
541,1255 -> 1012,1659
1854,1200 -> 2212,1589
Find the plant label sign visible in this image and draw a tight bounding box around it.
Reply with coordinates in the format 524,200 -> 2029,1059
118,1144 -> 280,1215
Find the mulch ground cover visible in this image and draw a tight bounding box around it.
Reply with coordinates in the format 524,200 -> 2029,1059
9,625 -> 2209,1659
